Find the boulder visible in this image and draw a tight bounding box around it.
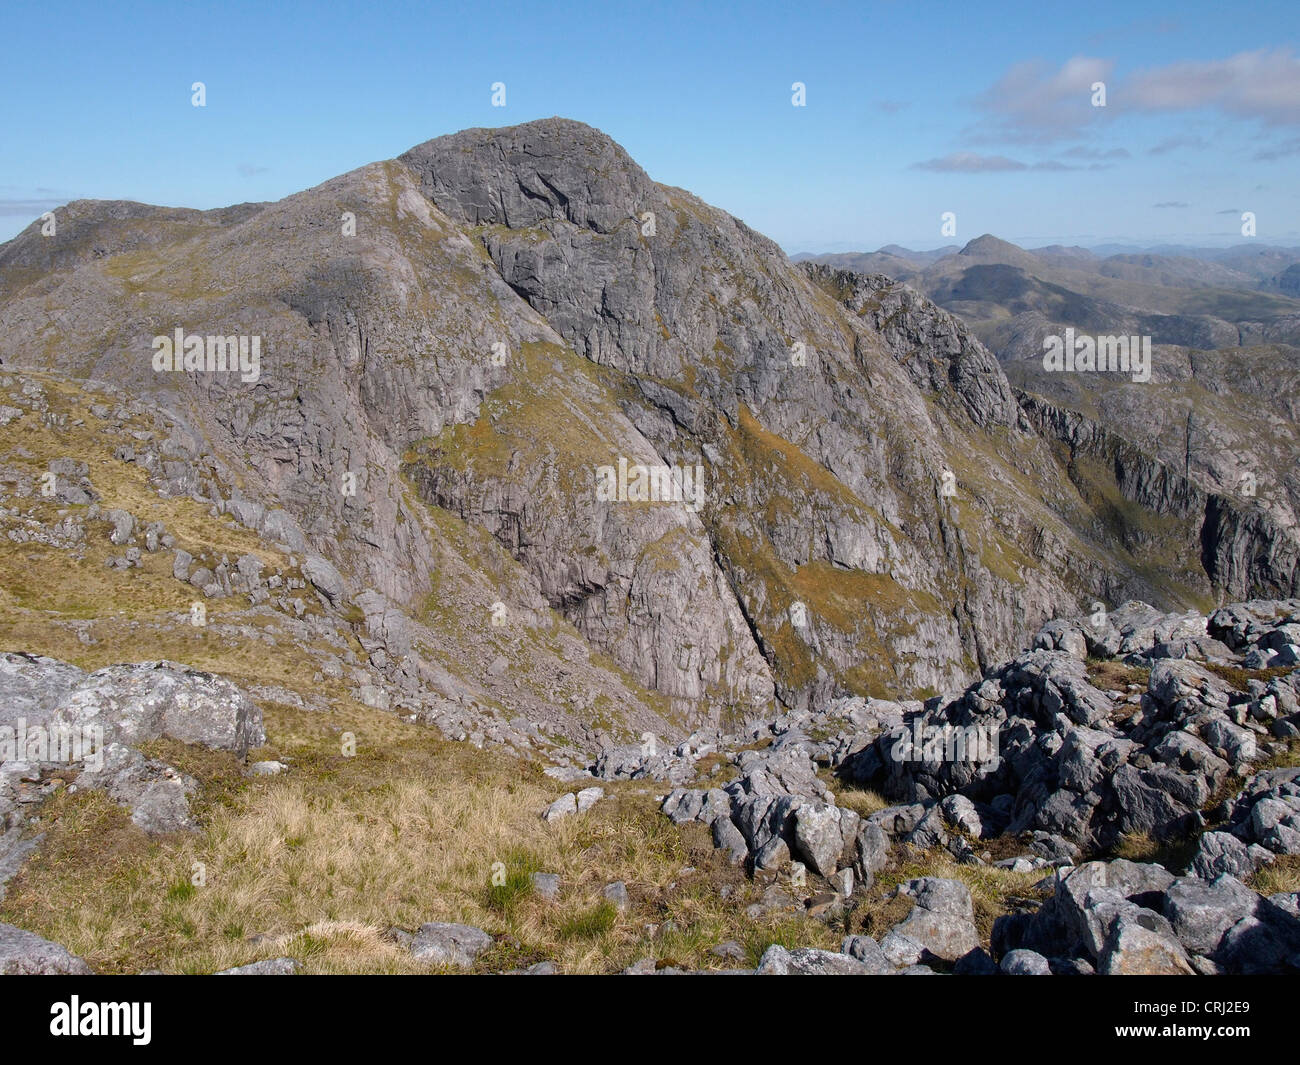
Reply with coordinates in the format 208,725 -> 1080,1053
891,877 -> 980,961
409,922 -> 493,967
792,803 -> 858,877
754,944 -> 874,975
301,554 -> 347,608
1099,916 -> 1195,975
0,923 -> 93,974
840,934 -> 894,973
1000,949 -> 1052,975
712,817 -> 748,865
1162,875 -> 1258,956
851,821 -> 890,884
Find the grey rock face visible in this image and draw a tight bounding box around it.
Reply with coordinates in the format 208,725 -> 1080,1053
1098,917 -> 1195,975
1163,875 -> 1259,956
1000,949 -> 1052,975
0,651 -> 264,836
51,660 -> 265,755
1191,831 -> 1260,880
754,944 -> 874,975
408,123 -> 1063,706
890,877 -> 980,962
0,923 -> 94,974
802,266 -> 1020,431
408,922 -> 494,967
4,116 -> 1291,743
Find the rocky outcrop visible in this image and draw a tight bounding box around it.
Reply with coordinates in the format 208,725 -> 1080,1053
842,600 -> 1300,851
0,651 -> 264,834
1018,392 -> 1300,601
799,265 -> 1021,430
994,860 -> 1299,975
652,598 -> 1300,973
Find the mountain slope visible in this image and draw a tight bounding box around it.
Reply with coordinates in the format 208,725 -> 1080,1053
1,118 -> 1294,742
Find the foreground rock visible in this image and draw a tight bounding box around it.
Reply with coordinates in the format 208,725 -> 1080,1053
0,652 -> 265,836
891,878 -> 980,962
993,860 -> 1300,975
1191,767 -> 1300,879
842,601 -> 1300,853
407,922 -> 494,968
0,923 -> 94,974
650,600 -> 1300,976
754,944 -> 877,975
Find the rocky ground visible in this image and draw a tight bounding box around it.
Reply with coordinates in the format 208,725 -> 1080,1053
2,595 -> 1297,973
637,597 -> 1300,974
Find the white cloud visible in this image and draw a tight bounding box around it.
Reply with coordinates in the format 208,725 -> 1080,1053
971,48 -> 1300,152
911,152 -> 1027,172
1148,135 -> 1207,154
1126,49 -> 1300,125
974,56 -> 1113,142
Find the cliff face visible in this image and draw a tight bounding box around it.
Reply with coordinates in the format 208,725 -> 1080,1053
1007,342 -> 1300,605
0,118 -> 1292,737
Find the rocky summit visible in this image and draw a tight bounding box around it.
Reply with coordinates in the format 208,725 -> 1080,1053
0,118 -> 1297,977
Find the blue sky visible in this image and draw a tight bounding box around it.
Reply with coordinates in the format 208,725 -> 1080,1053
1,0 -> 1297,251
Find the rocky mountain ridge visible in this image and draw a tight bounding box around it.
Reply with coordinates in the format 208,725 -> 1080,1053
0,118 -> 1297,975
3,119 -> 1294,743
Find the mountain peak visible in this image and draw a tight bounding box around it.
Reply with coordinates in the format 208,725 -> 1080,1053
400,117 -> 651,233
959,234 -> 1022,258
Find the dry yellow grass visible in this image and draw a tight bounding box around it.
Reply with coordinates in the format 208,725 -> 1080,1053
829,784 -> 890,820
1250,855 -> 1300,897
857,847 -> 1053,944
1,699 -> 846,973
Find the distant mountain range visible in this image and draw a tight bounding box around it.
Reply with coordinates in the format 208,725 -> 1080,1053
794,236 -> 1300,361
